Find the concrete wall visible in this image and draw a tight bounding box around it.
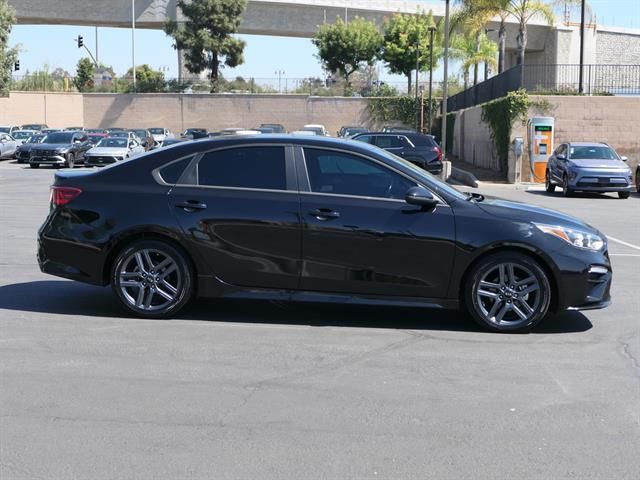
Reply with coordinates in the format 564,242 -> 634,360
82,94 -> 372,135
596,28 -> 640,65
1,91 -> 373,135
452,95 -> 640,182
0,92 -> 84,127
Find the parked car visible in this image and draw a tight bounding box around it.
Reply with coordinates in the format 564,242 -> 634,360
86,129 -> 108,134
0,125 -> 21,136
41,128 -> 61,135
545,142 -> 634,199
302,124 -> 330,136
381,126 -> 415,133
259,123 -> 287,133
10,130 -> 37,145
15,133 -> 48,163
109,131 -> 141,144
352,132 -> 443,174
254,127 -> 276,134
338,126 -> 369,138
130,129 -> 155,150
85,137 -> 145,166
181,128 -> 209,140
636,164 -> 640,193
219,128 -> 261,136
0,133 -> 18,159
290,130 -> 317,136
159,138 -> 188,148
28,131 -> 92,169
106,128 -> 128,133
21,124 -> 48,131
64,127 -> 85,131
38,135 -> 612,333
87,133 -> 108,146
148,128 -> 172,145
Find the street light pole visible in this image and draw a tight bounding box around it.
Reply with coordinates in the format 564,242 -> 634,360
428,26 -> 436,134
578,0 -> 586,94
415,41 -> 420,131
441,0 -> 451,162
132,0 -> 136,91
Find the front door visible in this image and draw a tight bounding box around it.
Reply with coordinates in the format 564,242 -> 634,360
298,147 -> 456,298
168,144 -> 301,290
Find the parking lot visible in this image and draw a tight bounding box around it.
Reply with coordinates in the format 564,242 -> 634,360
1,159 -> 639,479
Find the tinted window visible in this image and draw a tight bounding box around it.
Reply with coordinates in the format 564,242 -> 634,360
98,138 -> 128,148
375,135 -> 406,148
303,148 -> 416,200
406,134 -> 437,147
159,157 -> 192,184
198,146 -> 286,190
354,135 -> 374,144
149,128 -> 164,134
45,132 -> 75,144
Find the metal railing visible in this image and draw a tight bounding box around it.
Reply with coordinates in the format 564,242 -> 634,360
448,64 -> 640,111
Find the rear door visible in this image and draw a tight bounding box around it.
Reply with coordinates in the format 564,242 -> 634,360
168,144 -> 301,289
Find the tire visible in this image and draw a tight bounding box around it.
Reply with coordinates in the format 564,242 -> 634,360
635,170 -> 640,193
464,252 -> 552,333
618,191 -> 630,199
545,170 -> 555,193
66,153 -> 75,169
29,163 -> 39,169
111,239 -> 194,318
561,174 -> 572,197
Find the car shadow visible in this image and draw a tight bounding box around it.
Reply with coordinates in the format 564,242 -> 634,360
0,280 -> 592,334
525,190 -> 619,200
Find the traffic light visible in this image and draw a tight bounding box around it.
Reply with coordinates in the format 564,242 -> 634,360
77,35 -> 83,48
14,60 -> 19,71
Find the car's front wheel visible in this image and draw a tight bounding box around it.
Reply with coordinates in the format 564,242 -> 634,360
464,252 -> 552,333
545,170 -> 555,193
562,174 -> 573,197
618,191 -> 630,199
66,153 -> 75,169
29,163 -> 39,169
111,239 -> 194,318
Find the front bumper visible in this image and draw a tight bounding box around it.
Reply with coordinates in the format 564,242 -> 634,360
553,249 -> 612,312
30,155 -> 66,165
569,168 -> 633,192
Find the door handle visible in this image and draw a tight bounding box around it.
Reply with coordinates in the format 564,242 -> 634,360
309,208 -> 340,220
175,200 -> 207,212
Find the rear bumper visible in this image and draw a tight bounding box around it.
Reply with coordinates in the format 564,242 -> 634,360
86,156 -> 118,166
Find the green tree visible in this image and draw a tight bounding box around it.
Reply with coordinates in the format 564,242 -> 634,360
380,11 -> 443,93
125,64 -> 165,92
74,57 -> 95,92
0,0 -> 18,97
312,17 -> 382,95
164,0 -> 246,93
450,32 -> 498,89
505,1 -> 555,66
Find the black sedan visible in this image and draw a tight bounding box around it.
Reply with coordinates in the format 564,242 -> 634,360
352,132 -> 443,174
37,135 -> 612,332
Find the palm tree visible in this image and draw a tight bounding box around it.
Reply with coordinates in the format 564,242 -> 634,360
451,32 -> 498,89
505,0 -> 555,66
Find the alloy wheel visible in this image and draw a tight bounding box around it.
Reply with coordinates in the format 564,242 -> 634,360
474,262 -> 542,328
117,248 -> 182,312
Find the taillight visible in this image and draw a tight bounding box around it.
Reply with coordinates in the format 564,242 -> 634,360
432,146 -> 442,162
50,186 -> 82,206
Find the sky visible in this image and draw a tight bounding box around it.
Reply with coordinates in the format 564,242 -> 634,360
7,0 -> 640,87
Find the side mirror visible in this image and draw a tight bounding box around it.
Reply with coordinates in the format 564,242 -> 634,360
621,156 -> 628,162
556,154 -> 567,161
405,186 -> 438,209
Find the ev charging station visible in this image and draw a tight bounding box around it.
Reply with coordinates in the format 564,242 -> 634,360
527,117 -> 555,182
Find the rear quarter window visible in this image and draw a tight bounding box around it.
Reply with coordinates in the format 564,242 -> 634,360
158,157 -> 192,184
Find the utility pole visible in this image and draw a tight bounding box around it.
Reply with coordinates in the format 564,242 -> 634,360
441,0 -> 451,162
578,0 -> 586,94
132,0 -> 137,91
415,41 -> 420,132
95,26 -> 99,64
428,25 -> 436,134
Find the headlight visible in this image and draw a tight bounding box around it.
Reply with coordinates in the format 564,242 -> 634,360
534,223 -> 605,251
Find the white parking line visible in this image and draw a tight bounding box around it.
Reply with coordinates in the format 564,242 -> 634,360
608,236 -> 640,251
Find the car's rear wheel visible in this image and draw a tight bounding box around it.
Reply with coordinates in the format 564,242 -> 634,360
562,174 -> 572,197
29,163 -> 39,169
618,191 -> 630,199
636,169 -> 640,193
545,170 -> 555,193
464,252 -> 552,333
111,239 -> 194,318
66,153 -> 75,169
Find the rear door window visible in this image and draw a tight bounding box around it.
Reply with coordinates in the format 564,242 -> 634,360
197,146 -> 287,190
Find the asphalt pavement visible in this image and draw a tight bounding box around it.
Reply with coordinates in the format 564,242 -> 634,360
1,160 -> 639,480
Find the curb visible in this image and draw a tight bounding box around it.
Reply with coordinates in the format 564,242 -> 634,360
450,166 -> 479,188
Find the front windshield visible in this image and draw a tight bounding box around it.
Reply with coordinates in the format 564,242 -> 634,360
149,128 -> 164,134
109,132 -> 128,138
133,130 -> 147,137
44,132 -> 75,144
98,138 -> 128,148
0,127 -> 10,133
13,131 -> 32,140
570,145 -> 619,160
384,151 -> 467,201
